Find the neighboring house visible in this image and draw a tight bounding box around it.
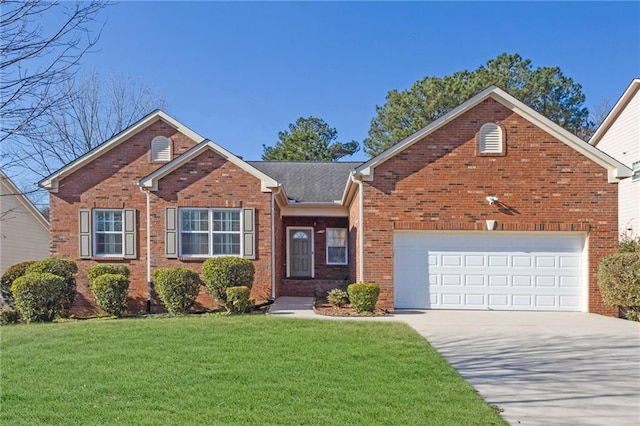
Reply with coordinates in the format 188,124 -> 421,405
590,78 -> 640,238
0,170 -> 50,275
40,87 -> 631,317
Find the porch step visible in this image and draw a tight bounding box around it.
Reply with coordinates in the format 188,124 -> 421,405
281,279 -> 348,298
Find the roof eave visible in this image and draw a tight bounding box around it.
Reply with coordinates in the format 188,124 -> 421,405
140,139 -> 279,192
590,78 -> 640,146
39,110 -> 206,191
355,86 -> 632,184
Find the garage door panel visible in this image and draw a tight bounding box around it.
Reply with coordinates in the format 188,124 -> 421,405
394,233 -> 583,311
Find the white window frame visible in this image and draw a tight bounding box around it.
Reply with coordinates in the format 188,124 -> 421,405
478,123 -> 504,154
93,209 -> 124,257
632,160 -> 640,182
326,228 -> 348,265
179,208 -> 242,257
151,136 -> 172,162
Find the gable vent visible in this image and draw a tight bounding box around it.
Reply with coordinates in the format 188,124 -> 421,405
479,123 -> 503,154
151,136 -> 171,162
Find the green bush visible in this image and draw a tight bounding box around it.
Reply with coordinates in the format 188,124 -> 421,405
26,258 -> 77,317
598,252 -> 640,321
1,261 -> 36,308
153,268 -> 202,315
11,272 -> 67,322
327,288 -> 349,308
226,286 -> 253,314
347,283 -> 380,314
89,273 -> 129,317
87,264 -> 131,282
619,234 -> 640,253
0,308 -> 20,325
202,257 -> 254,305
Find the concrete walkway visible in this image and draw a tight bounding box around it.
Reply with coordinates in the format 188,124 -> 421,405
268,297 -> 640,425
268,296 -> 396,321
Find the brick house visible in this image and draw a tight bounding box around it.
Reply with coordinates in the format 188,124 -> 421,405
40,87 -> 631,316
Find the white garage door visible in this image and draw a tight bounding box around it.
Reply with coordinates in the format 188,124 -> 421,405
394,232 -> 585,311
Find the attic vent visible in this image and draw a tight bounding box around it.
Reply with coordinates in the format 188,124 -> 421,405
479,123 -> 503,154
151,136 -> 171,162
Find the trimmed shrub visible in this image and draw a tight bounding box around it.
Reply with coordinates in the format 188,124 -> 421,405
619,234 -> 640,253
11,272 -> 67,322
89,273 -> 129,317
1,261 -> 36,308
26,258 -> 77,317
87,264 -> 131,282
1,308 -> 20,325
226,286 -> 253,314
153,268 -> 202,315
598,252 -> 640,321
327,288 -> 349,308
347,283 -> 380,314
202,257 -> 254,305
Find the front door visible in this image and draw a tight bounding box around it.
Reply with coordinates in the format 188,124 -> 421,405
288,228 -> 313,277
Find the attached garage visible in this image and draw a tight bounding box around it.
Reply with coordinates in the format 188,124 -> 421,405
393,232 -> 586,311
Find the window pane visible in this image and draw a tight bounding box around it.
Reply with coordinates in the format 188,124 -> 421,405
328,247 -> 346,264
96,211 -> 122,232
213,233 -> 240,255
182,210 -> 208,231
327,229 -> 346,246
96,234 -> 123,255
181,233 -> 209,255
213,210 -> 240,232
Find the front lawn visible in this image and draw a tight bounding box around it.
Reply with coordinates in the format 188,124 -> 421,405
1,315 -> 505,425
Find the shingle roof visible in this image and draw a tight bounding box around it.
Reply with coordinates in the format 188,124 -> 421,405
248,161 -> 362,203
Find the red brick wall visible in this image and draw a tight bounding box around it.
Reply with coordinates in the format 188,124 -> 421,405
357,98 -> 619,315
49,120 -> 274,315
280,216 -> 350,282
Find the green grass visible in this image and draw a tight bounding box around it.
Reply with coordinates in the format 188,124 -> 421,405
1,315 -> 505,425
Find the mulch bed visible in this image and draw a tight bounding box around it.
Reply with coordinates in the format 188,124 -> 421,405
313,300 -> 392,317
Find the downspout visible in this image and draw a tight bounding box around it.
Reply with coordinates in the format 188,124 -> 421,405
270,185 -> 282,299
139,186 -> 152,313
350,173 -> 364,283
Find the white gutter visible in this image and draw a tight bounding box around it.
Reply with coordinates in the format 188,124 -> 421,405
270,185 -> 282,299
350,173 -> 364,282
139,186 -> 152,312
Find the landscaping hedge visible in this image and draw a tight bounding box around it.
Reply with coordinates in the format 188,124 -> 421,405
11,272 -> 67,322
202,257 -> 254,305
598,252 -> 640,321
1,261 -> 36,308
226,286 -> 253,313
26,258 -> 77,318
89,273 -> 130,317
347,283 -> 380,314
153,268 -> 202,315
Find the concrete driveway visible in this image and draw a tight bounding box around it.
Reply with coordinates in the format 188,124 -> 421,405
395,310 -> 640,426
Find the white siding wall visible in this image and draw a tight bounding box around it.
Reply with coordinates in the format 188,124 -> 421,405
0,180 -> 50,275
597,91 -> 640,237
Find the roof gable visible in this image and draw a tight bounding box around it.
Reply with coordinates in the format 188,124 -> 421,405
140,140 -> 279,192
39,110 -> 205,192
1,170 -> 49,230
356,86 -> 631,183
590,78 -> 640,146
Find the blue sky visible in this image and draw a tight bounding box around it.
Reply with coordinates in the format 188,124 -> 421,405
45,1 -> 640,163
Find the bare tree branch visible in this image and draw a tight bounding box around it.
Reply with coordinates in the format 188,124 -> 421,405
0,0 -> 109,144
13,70 -> 167,178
